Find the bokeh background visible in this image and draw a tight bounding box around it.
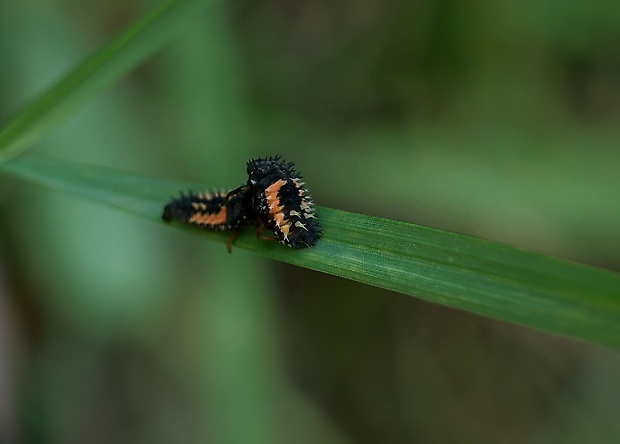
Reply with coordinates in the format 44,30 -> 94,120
1,0 -> 620,442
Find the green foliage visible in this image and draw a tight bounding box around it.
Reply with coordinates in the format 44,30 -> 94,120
4,155 -> 620,349
1,0 -> 620,442
0,0 -> 218,163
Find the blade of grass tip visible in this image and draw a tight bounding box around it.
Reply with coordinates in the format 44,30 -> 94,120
0,0 -> 219,164
3,155 -> 620,349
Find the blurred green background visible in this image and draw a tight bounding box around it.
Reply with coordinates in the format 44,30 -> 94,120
1,0 -> 620,442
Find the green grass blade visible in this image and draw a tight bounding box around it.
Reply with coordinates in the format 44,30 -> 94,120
3,154 -> 620,349
0,0 -> 218,163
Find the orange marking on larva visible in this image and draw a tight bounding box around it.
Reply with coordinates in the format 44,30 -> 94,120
192,202 -> 207,211
265,179 -> 287,202
189,208 -> 227,226
274,212 -> 286,226
280,222 -> 291,235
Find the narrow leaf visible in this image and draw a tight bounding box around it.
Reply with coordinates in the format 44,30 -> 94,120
0,0 -> 218,162
3,155 -> 620,349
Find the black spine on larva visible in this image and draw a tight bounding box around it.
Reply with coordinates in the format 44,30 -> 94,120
246,156 -> 322,248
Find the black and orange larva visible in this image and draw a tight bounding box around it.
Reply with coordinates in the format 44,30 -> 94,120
162,156 -> 321,251
162,189 -> 251,251
245,156 -> 322,248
